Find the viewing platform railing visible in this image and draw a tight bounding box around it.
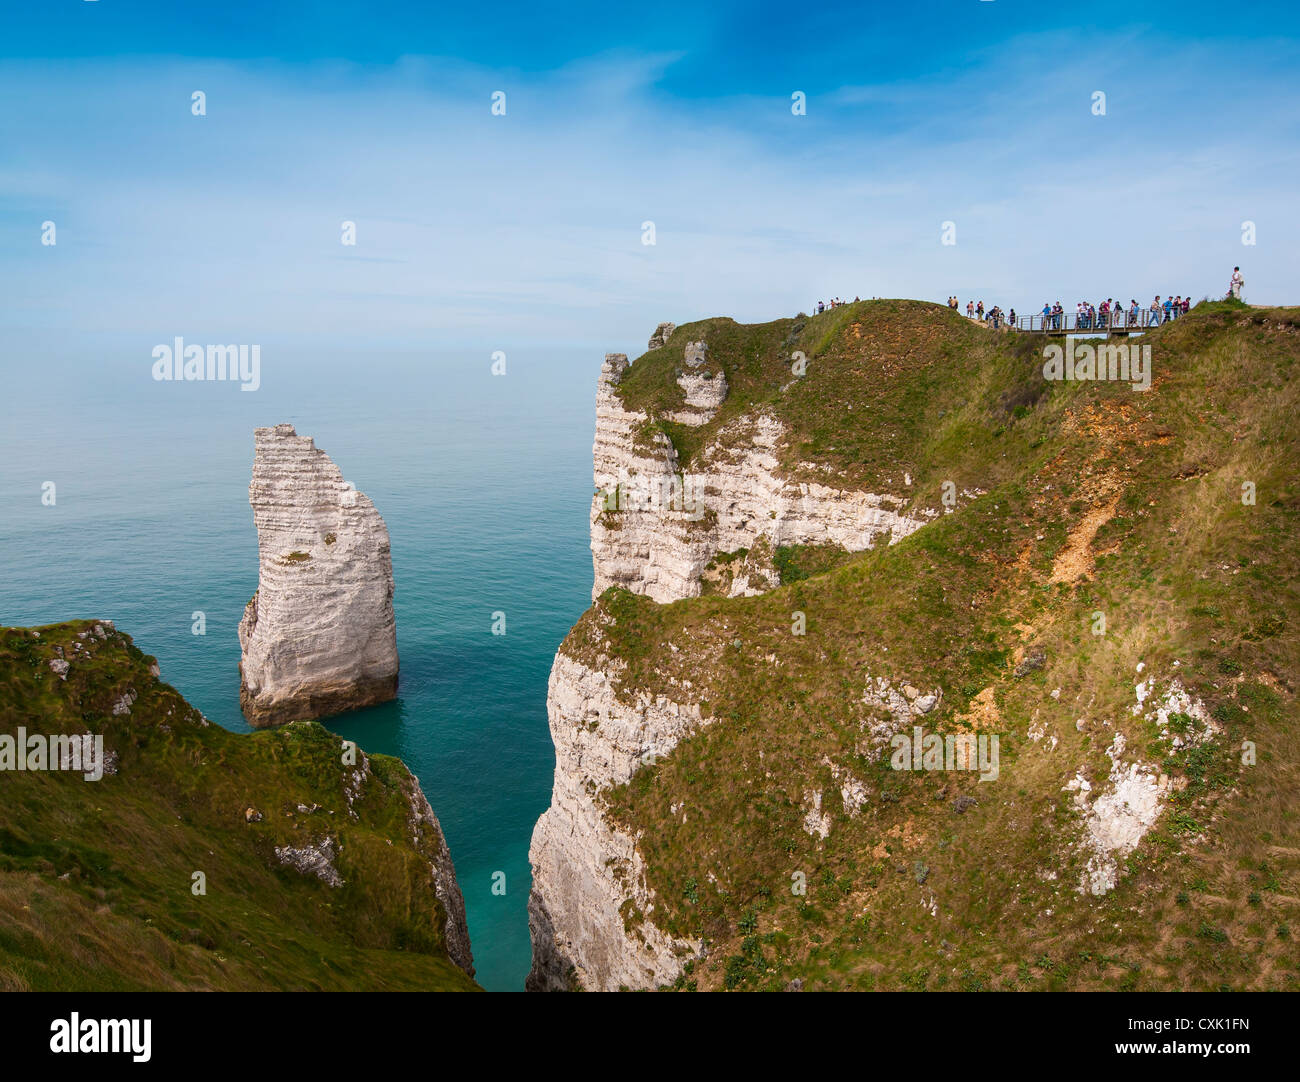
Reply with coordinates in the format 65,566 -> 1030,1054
1008,309 -> 1182,334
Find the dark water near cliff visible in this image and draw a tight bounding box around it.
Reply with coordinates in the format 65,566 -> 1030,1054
0,345 -> 595,991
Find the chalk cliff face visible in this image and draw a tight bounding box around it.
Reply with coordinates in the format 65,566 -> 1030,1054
238,424 -> 399,728
590,351 -> 928,603
402,769 -> 476,973
527,653 -> 702,991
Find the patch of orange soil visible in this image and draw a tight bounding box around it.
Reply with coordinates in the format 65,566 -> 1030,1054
1049,494 -> 1121,584
955,686 -> 1001,731
871,820 -> 927,860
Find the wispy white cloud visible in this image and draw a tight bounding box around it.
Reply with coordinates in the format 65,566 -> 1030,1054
1,41 -> 1295,363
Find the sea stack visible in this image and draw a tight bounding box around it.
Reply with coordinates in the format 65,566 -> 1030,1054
238,423 -> 399,727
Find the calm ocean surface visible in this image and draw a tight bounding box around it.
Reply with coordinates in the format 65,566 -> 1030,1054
0,344 -> 597,991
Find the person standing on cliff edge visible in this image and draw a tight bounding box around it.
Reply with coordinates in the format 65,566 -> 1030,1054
1230,266 -> 1244,300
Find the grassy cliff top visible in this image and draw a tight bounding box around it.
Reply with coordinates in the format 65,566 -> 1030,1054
575,298 -> 1300,990
616,298 -> 1053,488
0,621 -> 478,991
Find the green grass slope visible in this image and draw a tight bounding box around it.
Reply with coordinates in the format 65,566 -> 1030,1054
571,298 -> 1300,990
0,621 -> 478,991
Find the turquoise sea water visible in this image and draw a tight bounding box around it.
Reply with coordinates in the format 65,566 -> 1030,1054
0,345 -> 596,991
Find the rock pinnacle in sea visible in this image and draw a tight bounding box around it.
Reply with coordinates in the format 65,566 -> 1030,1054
238,423 -> 399,727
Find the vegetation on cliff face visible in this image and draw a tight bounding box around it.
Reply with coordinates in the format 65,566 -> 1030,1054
568,299 -> 1300,990
0,621 -> 478,991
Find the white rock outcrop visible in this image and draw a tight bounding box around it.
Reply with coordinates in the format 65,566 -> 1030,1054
647,321 -> 676,351
238,424 -> 398,727
1069,672 -> 1217,895
274,837 -> 346,888
590,352 -> 928,602
664,341 -> 728,427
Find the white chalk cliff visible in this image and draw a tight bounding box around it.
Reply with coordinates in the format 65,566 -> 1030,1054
238,424 -> 399,727
527,331 -> 932,990
527,652 -> 703,991
589,351 -> 929,603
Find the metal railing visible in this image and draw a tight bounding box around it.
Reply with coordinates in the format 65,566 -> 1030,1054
1009,308 -> 1186,333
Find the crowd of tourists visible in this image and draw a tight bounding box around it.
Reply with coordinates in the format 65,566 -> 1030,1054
1042,296 -> 1191,330
815,297 -> 860,313
944,267 -> 1245,332
948,293 -> 1193,331
946,296 -> 1014,329
827,269 -> 1243,331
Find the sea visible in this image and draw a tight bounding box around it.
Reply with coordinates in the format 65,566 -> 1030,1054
0,343 -> 599,991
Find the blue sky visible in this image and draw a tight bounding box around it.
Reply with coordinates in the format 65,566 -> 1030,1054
2,1 -> 1298,355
